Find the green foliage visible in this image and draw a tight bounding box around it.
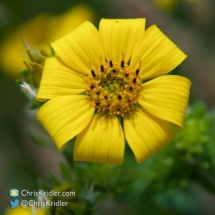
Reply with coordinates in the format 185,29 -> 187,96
148,101 -> 215,192
48,173 -> 61,187
28,125 -> 55,149
17,43 -> 54,110
60,162 -> 74,183
35,160 -> 97,215
29,101 -> 215,215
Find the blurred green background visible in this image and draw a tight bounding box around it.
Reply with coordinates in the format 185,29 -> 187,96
1,0 -> 215,214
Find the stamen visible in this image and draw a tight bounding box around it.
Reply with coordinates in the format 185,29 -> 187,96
118,95 -> 122,100
133,78 -> 136,84
121,53 -> 125,67
89,61 -> 96,77
107,52 -> 113,67
112,69 -> 116,73
136,60 -> 142,76
100,56 -> 104,72
130,87 -> 133,91
90,86 -> 94,89
91,70 -> 96,77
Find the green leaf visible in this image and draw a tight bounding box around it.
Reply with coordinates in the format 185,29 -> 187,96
63,137 -> 76,167
28,130 -> 55,149
48,172 -> 61,187
37,178 -> 50,191
30,99 -> 44,109
60,162 -> 73,183
18,69 -> 29,77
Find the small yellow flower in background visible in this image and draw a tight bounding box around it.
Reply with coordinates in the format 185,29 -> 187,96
5,206 -> 45,215
153,0 -> 198,12
153,0 -> 178,11
186,0 -> 198,2
37,19 -> 191,165
0,5 -> 95,77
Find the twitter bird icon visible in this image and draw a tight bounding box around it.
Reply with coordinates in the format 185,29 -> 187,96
10,199 -> 19,208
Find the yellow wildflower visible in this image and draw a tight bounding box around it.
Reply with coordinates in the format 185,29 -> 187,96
5,206 -> 45,215
0,5 -> 95,76
37,19 -> 191,165
153,0 -> 178,11
153,0 -> 198,12
186,0 -> 198,2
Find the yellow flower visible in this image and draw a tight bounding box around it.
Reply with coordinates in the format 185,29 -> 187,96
5,206 -> 45,215
0,5 -> 95,76
153,0 -> 198,12
186,0 -> 198,2
37,19 -> 191,165
153,0 -> 178,11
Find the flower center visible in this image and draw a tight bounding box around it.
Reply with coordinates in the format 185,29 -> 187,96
85,59 -> 142,116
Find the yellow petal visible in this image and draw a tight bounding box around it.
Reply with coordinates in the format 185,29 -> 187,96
124,108 -> 175,164
5,206 -> 46,215
74,112 -> 125,165
99,18 -> 146,63
5,206 -> 32,215
130,25 -> 187,80
37,95 -> 95,150
138,75 -> 191,128
52,21 -> 105,75
37,58 -> 86,102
